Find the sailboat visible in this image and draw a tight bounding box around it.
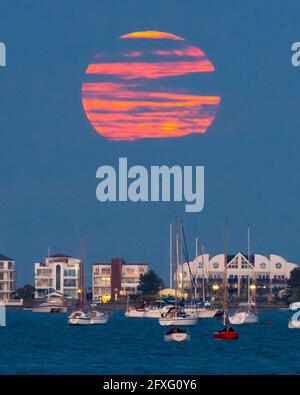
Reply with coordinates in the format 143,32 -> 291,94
229,225 -> 258,325
185,241 -> 220,319
213,220 -> 239,340
161,225 -> 196,337
288,309 -> 300,328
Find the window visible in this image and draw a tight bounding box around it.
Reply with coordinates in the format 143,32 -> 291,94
228,258 -> 238,269
213,262 -> 219,269
125,268 -> 135,274
101,268 -> 111,275
64,289 -> 77,298
64,279 -> 77,287
198,262 -> 203,269
241,259 -> 249,269
260,263 -> 267,269
8,261 -> 13,269
275,262 -> 282,269
0,262 -> 3,270
56,265 -> 61,291
0,273 -> 3,280
64,269 -> 76,277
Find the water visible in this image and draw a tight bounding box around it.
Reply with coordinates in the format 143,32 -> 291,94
0,309 -> 299,374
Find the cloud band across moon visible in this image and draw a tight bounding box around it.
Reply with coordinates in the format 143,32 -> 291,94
82,31 -> 220,141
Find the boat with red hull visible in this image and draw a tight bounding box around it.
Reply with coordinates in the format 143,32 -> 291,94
213,326 -> 239,340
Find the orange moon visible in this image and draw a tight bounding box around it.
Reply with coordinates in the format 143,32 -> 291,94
82,31 -> 220,141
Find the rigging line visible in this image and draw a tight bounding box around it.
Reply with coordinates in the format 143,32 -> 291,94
181,221 -> 197,305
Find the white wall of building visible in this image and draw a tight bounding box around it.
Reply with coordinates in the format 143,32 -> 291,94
0,256 -> 17,302
35,254 -> 81,299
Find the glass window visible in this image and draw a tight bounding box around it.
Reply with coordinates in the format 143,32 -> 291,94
213,262 -> 219,269
64,269 -> 76,277
63,279 -> 77,287
56,265 -> 61,290
8,261 -> 13,269
0,262 -> 3,270
260,262 -> 267,269
198,262 -> 203,269
275,262 -> 282,269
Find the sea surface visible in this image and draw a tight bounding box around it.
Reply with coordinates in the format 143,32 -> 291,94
0,309 -> 299,374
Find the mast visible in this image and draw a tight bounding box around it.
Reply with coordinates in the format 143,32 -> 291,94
201,244 -> 205,304
195,237 -> 198,300
247,224 -> 251,305
175,232 -> 179,315
223,218 -> 229,326
169,223 -> 173,289
79,231 -> 86,308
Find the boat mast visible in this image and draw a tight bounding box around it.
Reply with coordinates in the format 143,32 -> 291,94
169,223 -> 173,289
247,224 -> 251,306
223,219 -> 229,326
195,237 -> 198,300
201,244 -> 205,304
175,232 -> 179,322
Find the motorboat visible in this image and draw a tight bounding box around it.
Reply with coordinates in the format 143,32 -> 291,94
159,306 -> 198,326
288,310 -> 300,328
32,302 -> 67,313
32,292 -> 67,313
164,325 -> 190,342
144,304 -> 174,319
289,302 -> 300,311
184,303 -> 219,319
229,308 -> 258,325
68,310 -> 91,325
125,306 -> 146,318
89,310 -> 109,324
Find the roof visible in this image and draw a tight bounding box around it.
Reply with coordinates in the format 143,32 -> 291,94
227,253 -> 255,264
48,253 -> 74,259
93,262 -> 148,266
0,254 -> 14,261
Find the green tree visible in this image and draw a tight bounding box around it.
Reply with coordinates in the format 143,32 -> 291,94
138,270 -> 164,295
289,267 -> 300,301
17,284 -> 35,300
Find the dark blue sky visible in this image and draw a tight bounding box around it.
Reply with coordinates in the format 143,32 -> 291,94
0,1 -> 300,285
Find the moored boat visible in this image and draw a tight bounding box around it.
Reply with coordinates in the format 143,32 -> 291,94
89,310 -> 109,324
288,310 -> 300,328
164,325 -> 190,342
68,310 -> 91,325
159,306 -> 198,326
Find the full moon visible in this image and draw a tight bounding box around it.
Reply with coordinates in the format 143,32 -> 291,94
82,31 -> 220,141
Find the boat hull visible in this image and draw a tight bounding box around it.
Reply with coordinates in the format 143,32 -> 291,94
32,306 -> 67,313
213,331 -> 239,340
125,310 -> 145,318
164,332 -> 190,342
159,317 -> 198,326
185,308 -> 218,318
68,317 -> 91,325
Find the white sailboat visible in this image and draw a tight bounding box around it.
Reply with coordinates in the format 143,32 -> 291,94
68,310 -> 91,325
288,309 -> 300,328
160,226 -> 197,333
89,309 -> 109,324
229,225 -> 258,325
185,241 -> 219,319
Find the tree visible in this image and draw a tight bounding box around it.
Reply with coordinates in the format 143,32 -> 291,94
289,267 -> 300,301
138,270 -> 164,295
17,284 -> 35,300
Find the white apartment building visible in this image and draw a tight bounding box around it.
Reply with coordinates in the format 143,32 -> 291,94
176,252 -> 297,297
35,253 -> 82,299
93,258 -> 148,302
0,254 -> 17,302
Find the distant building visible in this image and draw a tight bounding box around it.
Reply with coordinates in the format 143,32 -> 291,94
34,253 -> 82,299
176,252 -> 297,298
0,254 -> 17,302
93,258 -> 148,302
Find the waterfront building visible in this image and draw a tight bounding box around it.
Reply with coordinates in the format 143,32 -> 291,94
93,258 -> 148,302
176,252 -> 297,299
0,254 -> 18,303
34,253 -> 82,299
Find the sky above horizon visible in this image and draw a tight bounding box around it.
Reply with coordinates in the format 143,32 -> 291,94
0,1 -> 300,285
